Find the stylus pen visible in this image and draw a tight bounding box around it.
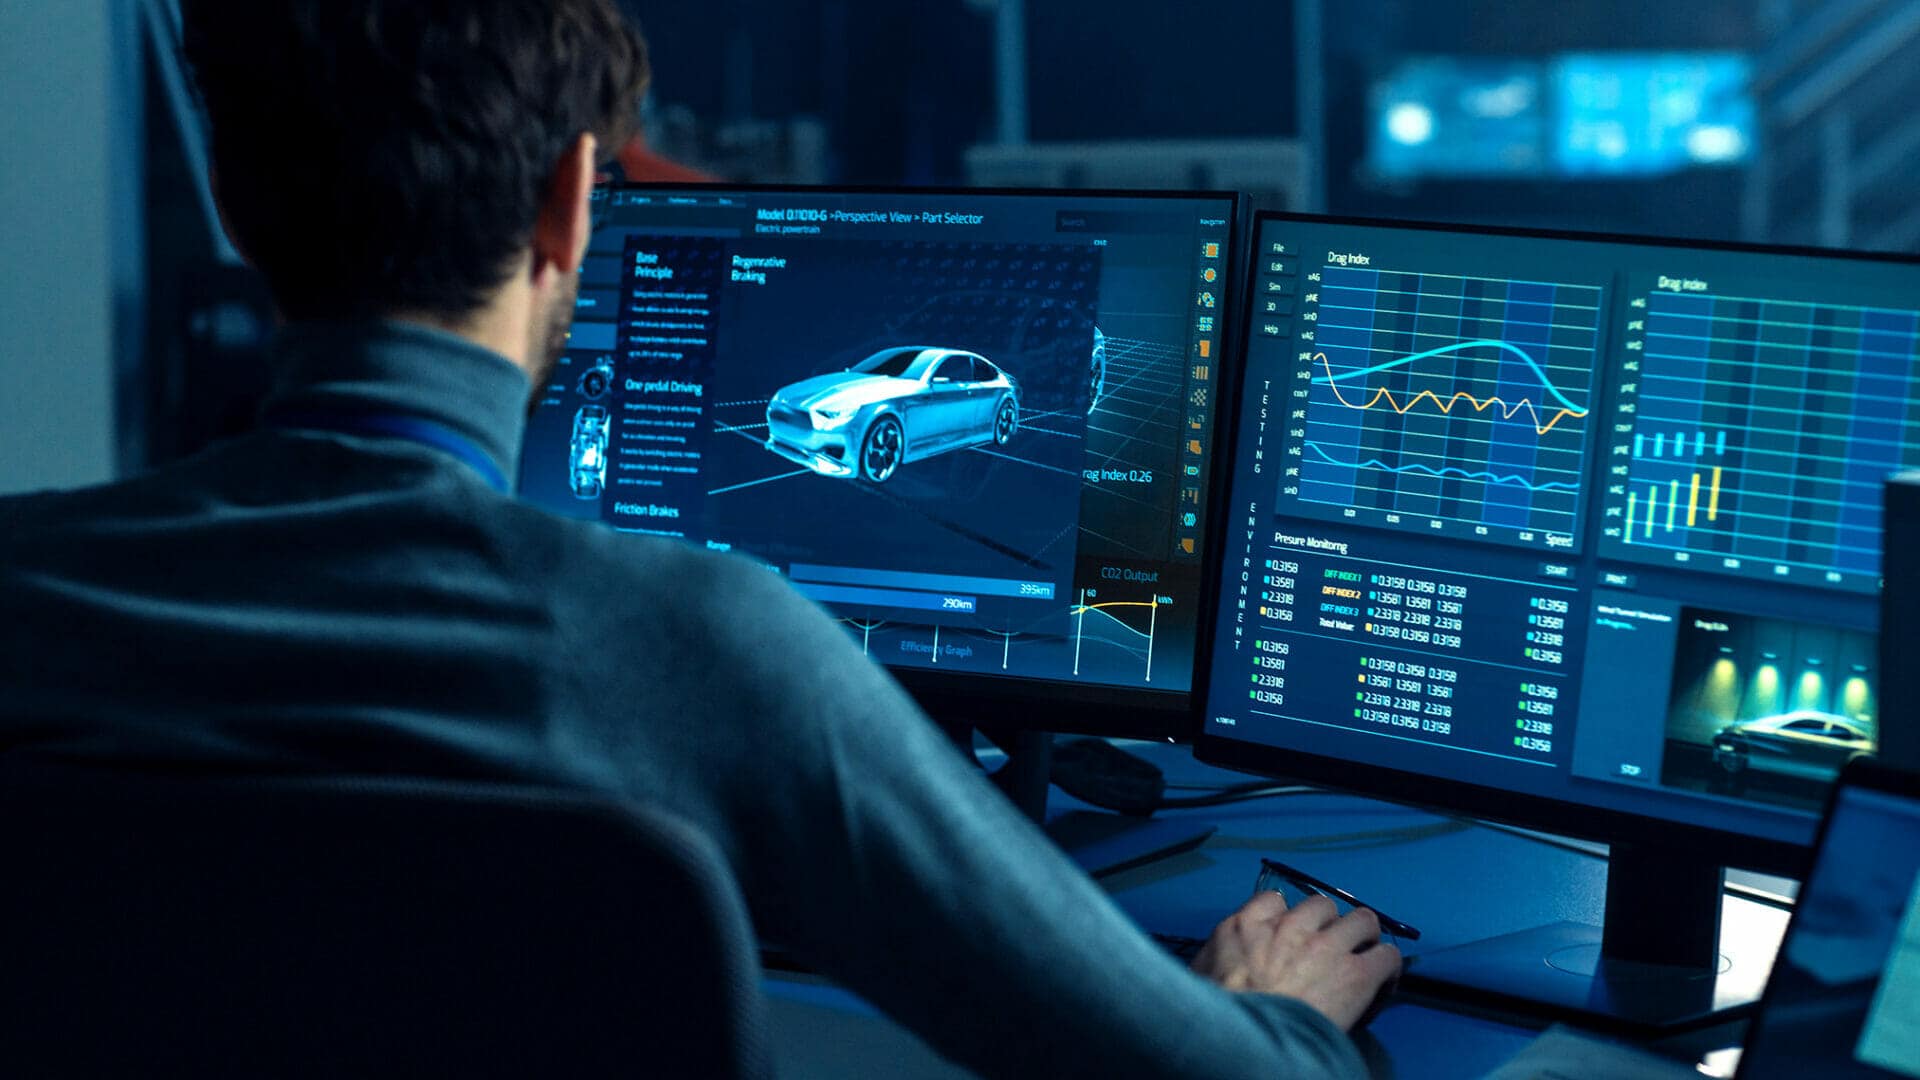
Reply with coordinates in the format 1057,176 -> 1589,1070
1256,857 -> 1423,942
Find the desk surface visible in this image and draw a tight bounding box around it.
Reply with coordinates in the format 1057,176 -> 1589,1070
765,739 -> 1792,1079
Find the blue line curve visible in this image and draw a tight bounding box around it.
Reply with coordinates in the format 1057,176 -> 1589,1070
1306,442 -> 1580,493
1313,339 -> 1587,414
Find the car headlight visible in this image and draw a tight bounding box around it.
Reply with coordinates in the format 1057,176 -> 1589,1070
813,404 -> 857,429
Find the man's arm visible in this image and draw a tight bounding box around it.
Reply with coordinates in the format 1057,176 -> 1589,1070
672,555 -> 1388,1079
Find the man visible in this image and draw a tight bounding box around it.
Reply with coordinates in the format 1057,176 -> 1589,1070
0,2 -> 1399,1075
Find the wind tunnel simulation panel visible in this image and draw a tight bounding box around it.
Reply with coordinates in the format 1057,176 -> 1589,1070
522,187 -> 1237,704
1203,212 -> 1920,853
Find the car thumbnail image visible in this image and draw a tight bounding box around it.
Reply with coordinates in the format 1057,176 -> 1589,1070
1712,710 -> 1874,783
764,346 -> 1021,484
1657,606 -> 1878,812
569,404 -> 610,499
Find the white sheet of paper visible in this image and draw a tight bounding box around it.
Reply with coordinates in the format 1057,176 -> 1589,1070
1485,1026 -> 1698,1080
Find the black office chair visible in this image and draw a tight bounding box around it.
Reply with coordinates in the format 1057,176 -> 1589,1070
0,761 -> 769,1078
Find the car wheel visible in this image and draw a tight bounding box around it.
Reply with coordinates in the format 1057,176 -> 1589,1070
861,415 -> 904,483
994,397 -> 1018,446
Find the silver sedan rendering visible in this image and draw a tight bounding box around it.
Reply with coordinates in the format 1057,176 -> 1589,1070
1711,709 -> 1874,783
765,347 -> 1020,483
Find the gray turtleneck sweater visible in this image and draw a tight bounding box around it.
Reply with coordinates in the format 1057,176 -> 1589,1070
0,321 -> 1365,1079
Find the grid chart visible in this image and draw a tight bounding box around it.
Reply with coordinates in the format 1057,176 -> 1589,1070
1607,289 -> 1920,590
1290,264 -> 1604,548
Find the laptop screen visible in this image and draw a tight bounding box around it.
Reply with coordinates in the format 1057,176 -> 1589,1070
1742,774 -> 1920,1078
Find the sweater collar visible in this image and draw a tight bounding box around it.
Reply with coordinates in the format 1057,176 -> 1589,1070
261,320 -> 531,486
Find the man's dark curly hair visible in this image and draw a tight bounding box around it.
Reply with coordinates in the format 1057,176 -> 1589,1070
181,0 -> 650,322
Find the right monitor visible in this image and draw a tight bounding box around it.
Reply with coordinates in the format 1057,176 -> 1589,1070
1200,212 -> 1920,867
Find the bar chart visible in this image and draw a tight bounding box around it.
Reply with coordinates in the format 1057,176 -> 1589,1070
1601,285 -> 1920,592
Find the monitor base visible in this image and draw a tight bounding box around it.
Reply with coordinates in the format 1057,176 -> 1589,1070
967,726 -> 1217,877
1404,920 -> 1767,1035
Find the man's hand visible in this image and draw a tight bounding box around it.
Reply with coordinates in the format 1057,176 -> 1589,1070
1189,891 -> 1403,1031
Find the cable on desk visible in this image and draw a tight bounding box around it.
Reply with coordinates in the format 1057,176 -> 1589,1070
1471,820 -> 1609,860
1163,781 -> 1271,792
1156,785 -> 1315,809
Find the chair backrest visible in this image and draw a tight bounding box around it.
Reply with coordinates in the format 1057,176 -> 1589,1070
0,761 -> 769,1078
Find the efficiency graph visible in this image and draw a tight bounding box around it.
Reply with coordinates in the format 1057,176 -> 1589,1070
1289,264 -> 1604,548
834,589 -> 1173,685
1605,287 -> 1920,591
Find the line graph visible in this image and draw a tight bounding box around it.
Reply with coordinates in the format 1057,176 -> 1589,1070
1283,264 -> 1604,550
1315,345 -> 1589,435
1070,591 -> 1165,682
1601,283 -> 1920,593
832,589 -> 1172,685
1304,443 -> 1582,492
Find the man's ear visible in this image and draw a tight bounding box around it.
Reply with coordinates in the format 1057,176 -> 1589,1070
532,133 -> 598,280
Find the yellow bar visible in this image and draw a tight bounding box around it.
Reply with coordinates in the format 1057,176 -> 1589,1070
1708,467 -> 1723,522
1646,485 -> 1658,539
1626,493 -> 1637,544
1688,473 -> 1701,527
1666,480 -> 1679,532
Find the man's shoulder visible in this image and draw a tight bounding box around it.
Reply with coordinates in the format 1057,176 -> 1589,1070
534,517 -> 885,709
0,485 -> 60,526
0,473 -> 163,548
513,506 -> 812,625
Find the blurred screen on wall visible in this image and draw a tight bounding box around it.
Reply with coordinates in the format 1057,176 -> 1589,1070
1369,52 -> 1754,181
1369,57 -> 1548,179
1553,53 -> 1754,175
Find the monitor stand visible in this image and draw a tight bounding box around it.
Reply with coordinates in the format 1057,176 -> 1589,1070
1403,844 -> 1771,1034
966,727 -> 1216,878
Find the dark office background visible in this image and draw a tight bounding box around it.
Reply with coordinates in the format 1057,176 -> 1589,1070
2,0 -> 1917,495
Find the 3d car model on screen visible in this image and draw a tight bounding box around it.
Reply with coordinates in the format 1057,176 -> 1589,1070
569,405 -> 610,499
1711,710 -> 1874,782
765,347 -> 1020,483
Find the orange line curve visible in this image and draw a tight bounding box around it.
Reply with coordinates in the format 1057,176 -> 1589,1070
1314,352 -> 1587,436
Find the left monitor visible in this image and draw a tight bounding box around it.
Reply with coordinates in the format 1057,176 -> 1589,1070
519,185 -> 1240,734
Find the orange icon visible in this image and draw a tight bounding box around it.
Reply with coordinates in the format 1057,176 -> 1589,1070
1203,242 -> 1221,259
1181,539 -> 1197,555
1203,267 -> 1218,283
1188,440 -> 1204,455
1198,340 -> 1212,359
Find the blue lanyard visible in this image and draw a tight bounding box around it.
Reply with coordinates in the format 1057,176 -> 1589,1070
265,407 -> 510,493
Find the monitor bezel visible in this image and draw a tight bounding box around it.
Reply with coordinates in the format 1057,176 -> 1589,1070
583,182 -> 1246,739
1193,208 -> 1920,876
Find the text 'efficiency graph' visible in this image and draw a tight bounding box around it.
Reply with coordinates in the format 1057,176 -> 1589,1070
1603,286 -> 1920,592
1281,263 -> 1604,552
